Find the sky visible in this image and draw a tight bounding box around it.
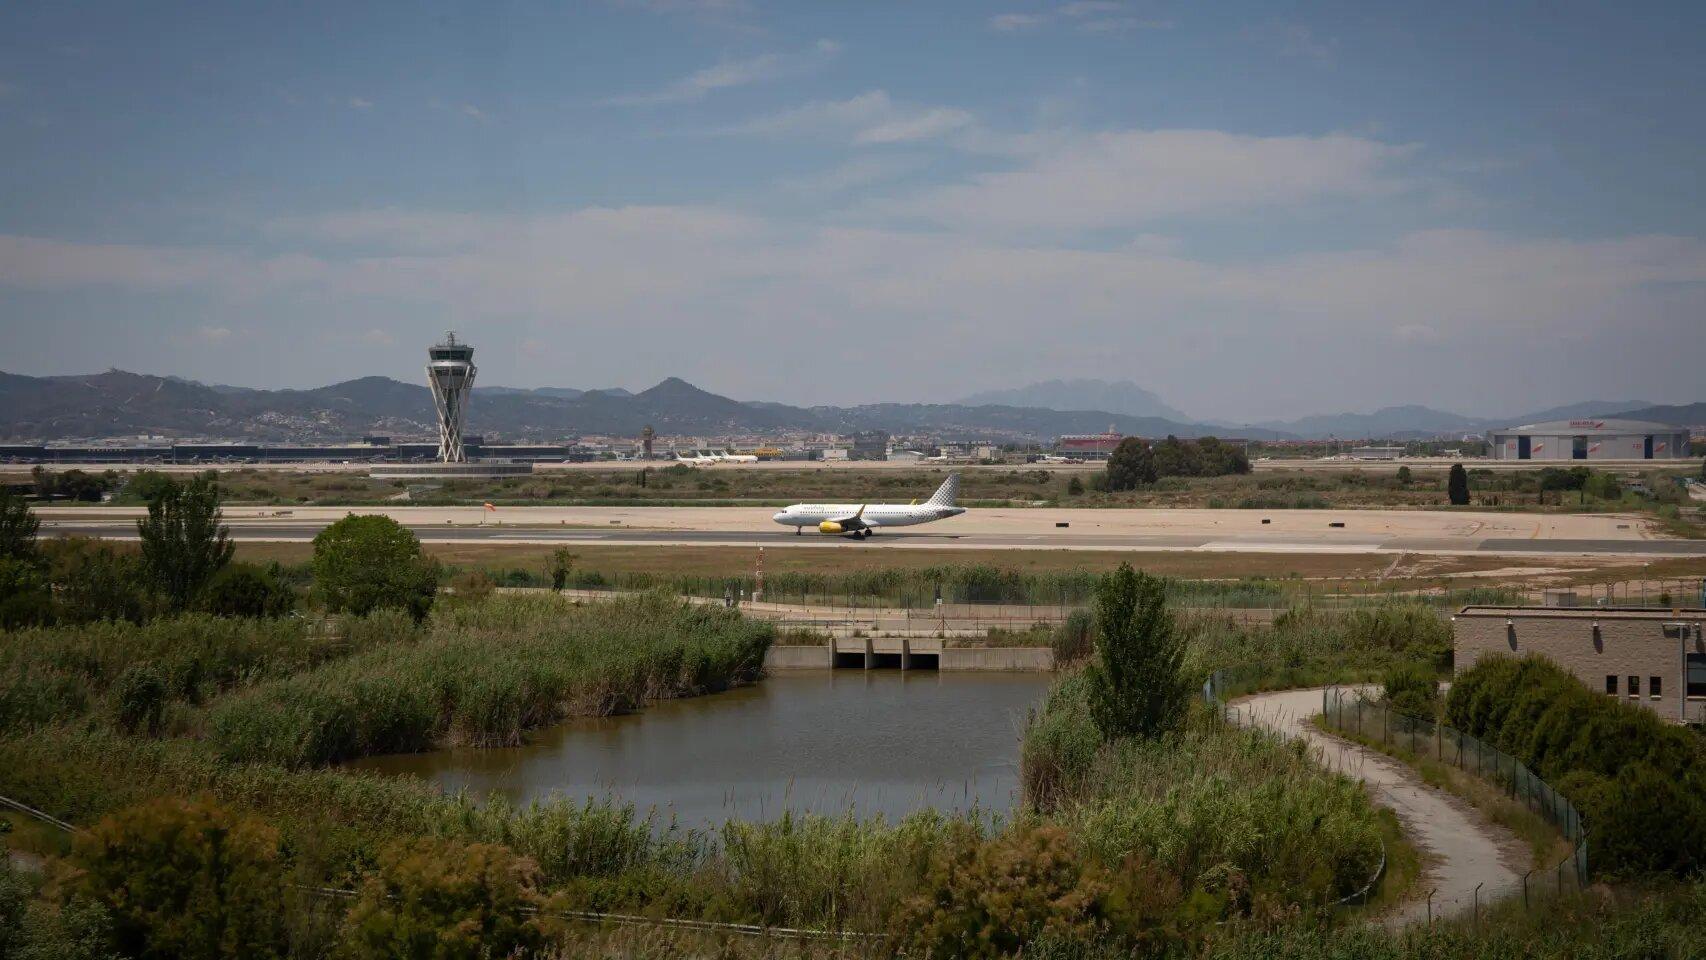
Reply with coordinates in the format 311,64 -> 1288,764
0,0 -> 1702,422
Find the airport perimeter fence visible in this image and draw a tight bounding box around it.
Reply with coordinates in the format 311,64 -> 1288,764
1320,685 -> 1590,917
548,573 -> 1704,637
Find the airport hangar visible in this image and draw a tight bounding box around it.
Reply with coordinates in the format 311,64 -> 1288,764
1486,419 -> 1690,462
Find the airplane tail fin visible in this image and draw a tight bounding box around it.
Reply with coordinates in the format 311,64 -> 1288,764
926,473 -> 960,507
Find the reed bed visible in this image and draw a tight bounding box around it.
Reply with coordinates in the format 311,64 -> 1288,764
0,611 -> 417,733
1022,673 -> 1384,907
207,592 -> 773,768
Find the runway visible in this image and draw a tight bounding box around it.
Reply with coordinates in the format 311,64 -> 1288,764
35,505 -> 1706,558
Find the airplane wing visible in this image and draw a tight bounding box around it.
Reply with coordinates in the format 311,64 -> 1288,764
825,504 -> 870,530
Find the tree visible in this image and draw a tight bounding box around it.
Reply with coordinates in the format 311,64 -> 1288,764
1065,475 -> 1084,496
1447,463 -> 1470,506
546,548 -> 577,591
1150,435 -> 1202,478
136,475 -> 233,612
1104,438 -> 1156,491
72,797 -> 287,960
1084,563 -> 1186,739
0,488 -> 39,563
1395,465 -> 1413,484
201,562 -> 295,618
312,515 -> 439,621
1195,436 -> 1251,476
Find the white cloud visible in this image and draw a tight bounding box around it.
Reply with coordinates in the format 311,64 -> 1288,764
989,13 -> 1048,32
606,40 -> 840,106
196,325 -> 233,341
728,90 -> 973,145
779,157 -> 917,195
881,128 -> 1417,232
1260,22 -> 1337,63
990,3 -> 1170,35
347,97 -> 374,110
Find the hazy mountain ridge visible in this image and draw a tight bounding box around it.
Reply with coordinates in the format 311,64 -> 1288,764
955,379 -> 1189,422
0,370 -> 1691,444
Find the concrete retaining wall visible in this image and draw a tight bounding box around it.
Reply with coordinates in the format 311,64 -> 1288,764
940,647 -> 1055,672
764,645 -> 833,670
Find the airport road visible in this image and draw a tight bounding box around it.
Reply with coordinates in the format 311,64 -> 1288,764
35,505 -> 1706,558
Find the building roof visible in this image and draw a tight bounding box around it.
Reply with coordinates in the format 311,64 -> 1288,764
1493,418 -> 1680,435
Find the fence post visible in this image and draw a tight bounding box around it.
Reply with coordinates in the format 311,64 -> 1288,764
1473,882 -> 1483,928
1522,870 -> 1530,909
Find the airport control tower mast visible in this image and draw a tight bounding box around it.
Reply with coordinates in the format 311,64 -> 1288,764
426,332 -> 477,463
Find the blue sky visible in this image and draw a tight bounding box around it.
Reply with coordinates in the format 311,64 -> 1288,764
1,0 -> 1702,421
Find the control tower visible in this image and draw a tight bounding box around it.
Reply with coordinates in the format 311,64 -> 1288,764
426,332 -> 477,462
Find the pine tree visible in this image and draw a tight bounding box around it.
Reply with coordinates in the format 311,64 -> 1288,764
1085,563 -> 1186,739
1448,463 -> 1470,506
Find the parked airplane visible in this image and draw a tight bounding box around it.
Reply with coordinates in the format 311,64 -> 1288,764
772,474 -> 964,538
674,451 -> 718,466
714,450 -> 759,463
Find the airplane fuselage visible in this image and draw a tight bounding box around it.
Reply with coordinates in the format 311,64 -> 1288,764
771,503 -> 964,531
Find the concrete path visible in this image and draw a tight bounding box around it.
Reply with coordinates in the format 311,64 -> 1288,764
1230,687 -> 1524,926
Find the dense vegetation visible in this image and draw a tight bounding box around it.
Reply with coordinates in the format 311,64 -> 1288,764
1446,655 -> 1706,877
209,592 -> 772,766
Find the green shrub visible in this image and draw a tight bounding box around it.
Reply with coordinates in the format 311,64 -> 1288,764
1446,655 -> 1706,877
71,797 -> 288,960
200,562 -> 295,618
337,838 -> 545,960
1381,662 -> 1440,719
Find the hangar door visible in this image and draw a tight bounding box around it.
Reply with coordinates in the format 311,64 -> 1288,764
1517,436 -> 1531,459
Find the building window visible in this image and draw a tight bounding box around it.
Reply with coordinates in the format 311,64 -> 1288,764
1606,675 -> 1618,695
1689,653 -> 1706,698
1628,676 -> 1640,697
1650,677 -> 1662,699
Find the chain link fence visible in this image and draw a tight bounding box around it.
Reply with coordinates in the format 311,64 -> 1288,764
1321,686 -> 1589,916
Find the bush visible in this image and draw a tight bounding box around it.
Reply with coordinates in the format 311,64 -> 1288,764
312,515 -> 439,622
1380,662 -> 1439,718
1445,655 -> 1706,877
338,838 -> 545,960
200,563 -> 295,618
0,556 -> 53,630
43,538 -> 148,625
447,569 -> 494,605
136,474 -> 233,613
898,824 -> 1166,959
1448,463 -> 1470,505
71,797 -> 287,960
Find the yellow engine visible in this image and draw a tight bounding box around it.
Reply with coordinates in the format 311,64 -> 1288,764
818,521 -> 844,535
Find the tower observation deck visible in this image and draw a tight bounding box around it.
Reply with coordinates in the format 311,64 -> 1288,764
427,332 -> 477,463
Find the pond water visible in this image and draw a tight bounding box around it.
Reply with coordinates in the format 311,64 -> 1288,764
348,671 -> 1052,826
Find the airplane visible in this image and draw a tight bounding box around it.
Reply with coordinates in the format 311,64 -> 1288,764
1038,455 -> 1083,464
714,450 -> 759,463
772,474 -> 965,538
674,451 -> 718,466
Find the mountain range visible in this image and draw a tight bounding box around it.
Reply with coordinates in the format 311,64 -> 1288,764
0,370 -> 1693,444
954,379 -> 1190,422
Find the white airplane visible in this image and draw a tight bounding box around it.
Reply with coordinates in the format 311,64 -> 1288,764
772,474 -> 965,538
674,451 -> 718,466
715,450 -> 759,463
1038,455 -> 1083,464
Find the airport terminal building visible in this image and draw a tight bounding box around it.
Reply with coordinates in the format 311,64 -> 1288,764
1486,419 -> 1689,461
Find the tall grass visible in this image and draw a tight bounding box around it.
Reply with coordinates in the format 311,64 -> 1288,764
1021,673 -> 1384,907
207,592 -> 773,767
1181,602 -> 1453,682
0,612 -> 416,733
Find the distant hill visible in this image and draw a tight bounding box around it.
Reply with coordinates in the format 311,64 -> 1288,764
0,369 -> 1270,442
1,369 -> 1690,444
956,379 -> 1189,422
1603,402 -> 1706,426
1252,400 -> 1666,439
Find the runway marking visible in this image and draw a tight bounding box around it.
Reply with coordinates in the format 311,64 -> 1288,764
1197,541 -> 1383,554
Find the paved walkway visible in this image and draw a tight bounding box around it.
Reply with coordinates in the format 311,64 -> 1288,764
1231,687 -> 1525,926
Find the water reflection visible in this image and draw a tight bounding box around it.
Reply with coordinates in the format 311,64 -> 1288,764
348,670 -> 1051,826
